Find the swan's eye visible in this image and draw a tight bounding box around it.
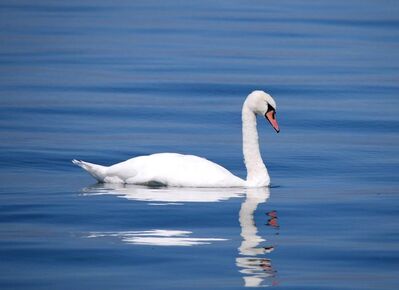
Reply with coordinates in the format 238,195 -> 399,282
266,103 -> 275,113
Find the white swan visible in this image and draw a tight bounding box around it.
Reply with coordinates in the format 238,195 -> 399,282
72,90 -> 279,187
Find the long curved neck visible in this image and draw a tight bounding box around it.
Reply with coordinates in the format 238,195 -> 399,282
242,103 -> 270,187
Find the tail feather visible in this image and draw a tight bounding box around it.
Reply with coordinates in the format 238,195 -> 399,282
72,159 -> 107,182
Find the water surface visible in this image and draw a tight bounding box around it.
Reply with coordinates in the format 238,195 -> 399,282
1,1 -> 399,289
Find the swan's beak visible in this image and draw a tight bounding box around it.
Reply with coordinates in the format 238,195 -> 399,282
265,110 -> 280,133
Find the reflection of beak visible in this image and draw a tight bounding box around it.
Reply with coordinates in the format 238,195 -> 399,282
265,110 -> 280,133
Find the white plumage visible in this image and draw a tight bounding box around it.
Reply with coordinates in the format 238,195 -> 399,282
73,153 -> 244,187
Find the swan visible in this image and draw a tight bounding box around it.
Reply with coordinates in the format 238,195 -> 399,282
72,90 -> 280,187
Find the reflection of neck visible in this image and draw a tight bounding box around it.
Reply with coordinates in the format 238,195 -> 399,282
238,188 -> 270,255
236,187 -> 271,287
242,104 -> 270,187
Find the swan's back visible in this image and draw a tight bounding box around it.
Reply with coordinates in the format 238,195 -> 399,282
95,153 -> 244,187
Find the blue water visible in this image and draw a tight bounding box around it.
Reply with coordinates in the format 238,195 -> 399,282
1,1 -> 399,289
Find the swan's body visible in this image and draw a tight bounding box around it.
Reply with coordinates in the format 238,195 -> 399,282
73,90 -> 279,188
73,153 -> 244,187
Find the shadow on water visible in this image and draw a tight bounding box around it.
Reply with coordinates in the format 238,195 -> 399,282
83,184 -> 277,287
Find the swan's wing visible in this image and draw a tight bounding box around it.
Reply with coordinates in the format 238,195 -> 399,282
105,153 -> 245,187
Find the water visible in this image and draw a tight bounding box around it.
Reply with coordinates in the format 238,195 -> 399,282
1,1 -> 399,289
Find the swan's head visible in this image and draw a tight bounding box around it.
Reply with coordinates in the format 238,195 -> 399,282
245,90 -> 280,133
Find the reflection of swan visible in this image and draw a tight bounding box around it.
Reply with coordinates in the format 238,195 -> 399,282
83,183 -> 244,203
73,90 -> 279,187
87,230 -> 227,247
82,185 -> 277,286
83,185 -> 242,246
236,187 -> 277,287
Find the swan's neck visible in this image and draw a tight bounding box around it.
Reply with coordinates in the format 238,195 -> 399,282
242,103 -> 270,187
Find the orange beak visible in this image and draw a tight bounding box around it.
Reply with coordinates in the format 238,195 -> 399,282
265,110 -> 280,133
